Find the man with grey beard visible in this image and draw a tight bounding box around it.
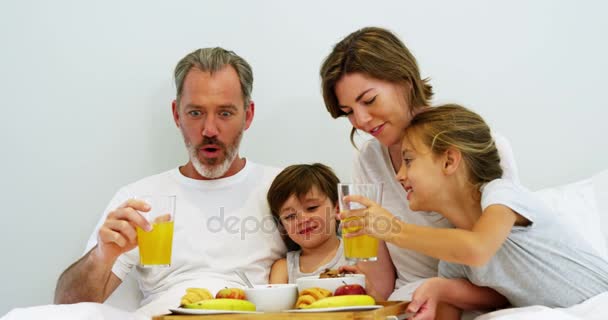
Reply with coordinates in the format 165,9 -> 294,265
54,47 -> 287,316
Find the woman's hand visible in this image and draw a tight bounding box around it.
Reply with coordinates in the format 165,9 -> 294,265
407,277 -> 444,320
339,194 -> 403,242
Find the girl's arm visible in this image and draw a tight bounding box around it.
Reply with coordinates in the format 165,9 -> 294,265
342,197 -> 521,266
392,205 -> 520,266
353,240 -> 396,300
269,258 -> 288,284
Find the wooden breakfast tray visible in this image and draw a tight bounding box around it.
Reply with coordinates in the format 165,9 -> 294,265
152,301 -> 410,320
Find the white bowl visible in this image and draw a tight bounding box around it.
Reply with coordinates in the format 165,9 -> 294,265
244,284 -> 297,312
295,274 -> 366,295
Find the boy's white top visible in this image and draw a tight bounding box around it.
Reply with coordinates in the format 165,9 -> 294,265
285,237 -> 348,283
85,160 -> 287,310
440,179 -> 608,307
353,132 -> 519,293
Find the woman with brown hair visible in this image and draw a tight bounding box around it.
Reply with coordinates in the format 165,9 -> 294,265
320,27 -> 519,302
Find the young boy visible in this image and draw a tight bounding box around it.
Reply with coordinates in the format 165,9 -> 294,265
267,163 -> 346,284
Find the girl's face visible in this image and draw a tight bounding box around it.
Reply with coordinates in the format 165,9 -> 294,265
396,134 -> 446,212
334,72 -> 414,147
278,187 -> 338,249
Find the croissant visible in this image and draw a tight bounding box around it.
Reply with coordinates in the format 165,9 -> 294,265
295,287 -> 332,308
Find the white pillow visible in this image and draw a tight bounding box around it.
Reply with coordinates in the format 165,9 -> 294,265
592,170 -> 608,249
534,177 -> 607,258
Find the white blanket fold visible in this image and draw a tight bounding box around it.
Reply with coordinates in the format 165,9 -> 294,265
476,291 -> 608,320
1,303 -> 148,320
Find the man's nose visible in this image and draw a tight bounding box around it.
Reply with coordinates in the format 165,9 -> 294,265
202,115 -> 219,137
350,105 -> 372,129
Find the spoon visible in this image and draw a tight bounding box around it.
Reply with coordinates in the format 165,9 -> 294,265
234,270 -> 255,288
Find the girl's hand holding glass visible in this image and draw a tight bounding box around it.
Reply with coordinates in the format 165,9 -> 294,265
339,194 -> 402,242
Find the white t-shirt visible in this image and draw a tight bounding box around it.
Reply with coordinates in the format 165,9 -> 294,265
352,133 -> 519,300
85,160 -> 287,314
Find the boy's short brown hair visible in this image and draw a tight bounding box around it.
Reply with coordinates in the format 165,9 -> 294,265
267,163 -> 340,251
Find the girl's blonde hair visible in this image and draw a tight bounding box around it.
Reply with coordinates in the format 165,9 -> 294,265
404,104 -> 503,187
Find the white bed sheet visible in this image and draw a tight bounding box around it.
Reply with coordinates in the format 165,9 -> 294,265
0,302 -> 147,320
476,291 -> 608,320
3,293 -> 607,320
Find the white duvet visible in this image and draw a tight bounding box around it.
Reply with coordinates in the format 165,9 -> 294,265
2,292 -> 608,320
1,303 -> 146,320
477,291 -> 608,320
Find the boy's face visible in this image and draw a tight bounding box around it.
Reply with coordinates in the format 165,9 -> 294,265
278,186 -> 338,249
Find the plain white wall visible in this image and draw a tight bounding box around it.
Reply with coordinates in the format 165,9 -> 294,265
1,0 -> 606,315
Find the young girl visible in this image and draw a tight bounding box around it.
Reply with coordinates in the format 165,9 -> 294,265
266,163 -> 393,300
340,104 -> 608,319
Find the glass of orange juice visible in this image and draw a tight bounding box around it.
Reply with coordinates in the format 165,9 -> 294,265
136,195 -> 176,267
338,183 -> 383,263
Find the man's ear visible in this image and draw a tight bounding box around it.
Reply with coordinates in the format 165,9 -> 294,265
443,147 -> 462,175
244,100 -> 255,130
172,100 -> 180,128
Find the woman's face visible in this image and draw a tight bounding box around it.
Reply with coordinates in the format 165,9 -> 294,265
335,72 -> 414,147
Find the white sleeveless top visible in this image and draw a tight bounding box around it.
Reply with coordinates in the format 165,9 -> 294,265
286,238 -> 348,283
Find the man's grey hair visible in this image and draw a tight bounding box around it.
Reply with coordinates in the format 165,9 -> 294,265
174,47 -> 253,108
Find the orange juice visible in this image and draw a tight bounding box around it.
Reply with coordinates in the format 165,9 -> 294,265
137,221 -> 174,266
342,220 -> 379,261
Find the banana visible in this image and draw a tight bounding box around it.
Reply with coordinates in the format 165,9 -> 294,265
302,294 -> 375,309
180,288 -> 214,306
184,298 -> 256,311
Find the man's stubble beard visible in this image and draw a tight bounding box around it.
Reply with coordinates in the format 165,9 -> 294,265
185,129 -> 244,179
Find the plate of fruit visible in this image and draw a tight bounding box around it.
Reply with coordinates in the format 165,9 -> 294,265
284,282 -> 380,312
170,287 -> 262,315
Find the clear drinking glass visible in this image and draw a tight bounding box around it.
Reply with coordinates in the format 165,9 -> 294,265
136,195 -> 176,267
338,183 -> 383,263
